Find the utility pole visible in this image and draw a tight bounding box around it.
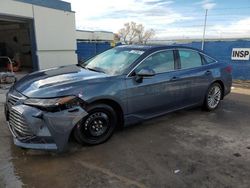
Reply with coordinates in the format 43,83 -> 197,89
201,9 -> 208,50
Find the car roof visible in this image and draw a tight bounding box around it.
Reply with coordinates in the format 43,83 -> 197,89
116,45 -> 204,53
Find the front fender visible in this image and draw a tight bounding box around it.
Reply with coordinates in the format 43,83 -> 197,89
43,107 -> 87,151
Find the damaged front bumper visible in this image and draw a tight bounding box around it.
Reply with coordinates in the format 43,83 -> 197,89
6,104 -> 88,152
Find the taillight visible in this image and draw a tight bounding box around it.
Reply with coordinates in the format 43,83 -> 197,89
225,65 -> 232,73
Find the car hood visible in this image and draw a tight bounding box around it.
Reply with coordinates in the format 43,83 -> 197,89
14,65 -> 108,98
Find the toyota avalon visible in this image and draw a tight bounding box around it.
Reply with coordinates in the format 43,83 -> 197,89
5,45 -> 232,151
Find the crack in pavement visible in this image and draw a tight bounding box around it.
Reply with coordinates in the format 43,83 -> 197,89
76,160 -> 147,188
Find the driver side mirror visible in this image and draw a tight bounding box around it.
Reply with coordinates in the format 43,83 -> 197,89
134,68 -> 155,83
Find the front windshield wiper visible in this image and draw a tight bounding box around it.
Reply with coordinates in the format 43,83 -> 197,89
79,63 -> 106,74
85,67 -> 106,74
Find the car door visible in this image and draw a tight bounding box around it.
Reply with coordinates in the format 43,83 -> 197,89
125,49 -> 183,119
174,49 -> 214,105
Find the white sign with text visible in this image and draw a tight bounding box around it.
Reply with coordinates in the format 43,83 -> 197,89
231,48 -> 250,61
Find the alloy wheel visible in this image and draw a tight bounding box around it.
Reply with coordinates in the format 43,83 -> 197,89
207,85 -> 222,109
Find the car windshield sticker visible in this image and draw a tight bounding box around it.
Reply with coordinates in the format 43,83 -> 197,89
129,50 -> 144,55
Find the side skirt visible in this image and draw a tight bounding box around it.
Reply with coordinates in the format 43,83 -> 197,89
123,102 -> 202,127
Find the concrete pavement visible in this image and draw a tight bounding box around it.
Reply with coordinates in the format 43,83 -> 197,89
1,87 -> 250,188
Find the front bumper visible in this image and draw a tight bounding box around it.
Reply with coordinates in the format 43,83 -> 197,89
6,104 -> 88,152
8,121 -> 57,150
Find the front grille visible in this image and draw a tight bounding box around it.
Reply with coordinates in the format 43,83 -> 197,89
8,95 -> 19,106
9,108 -> 34,138
7,89 -> 26,107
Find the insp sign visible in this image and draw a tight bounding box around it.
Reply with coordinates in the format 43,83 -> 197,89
231,48 -> 250,61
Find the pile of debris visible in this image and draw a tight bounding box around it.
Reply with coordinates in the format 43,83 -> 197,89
0,56 -> 17,89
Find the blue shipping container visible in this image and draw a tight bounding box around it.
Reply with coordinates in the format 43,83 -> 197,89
76,42 -> 111,62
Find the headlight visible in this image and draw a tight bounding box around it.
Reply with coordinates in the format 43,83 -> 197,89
24,96 -> 82,111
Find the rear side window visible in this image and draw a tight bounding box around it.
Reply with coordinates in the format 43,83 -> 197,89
203,55 -> 216,64
135,50 -> 175,74
179,50 -> 202,69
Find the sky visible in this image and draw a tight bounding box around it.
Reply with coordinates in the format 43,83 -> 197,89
64,0 -> 250,40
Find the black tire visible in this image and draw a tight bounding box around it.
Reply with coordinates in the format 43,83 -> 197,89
203,83 -> 223,111
74,104 -> 117,145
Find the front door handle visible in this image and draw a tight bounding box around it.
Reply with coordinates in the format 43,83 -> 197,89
205,70 -> 211,75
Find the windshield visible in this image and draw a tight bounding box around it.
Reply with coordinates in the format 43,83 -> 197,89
81,48 -> 145,75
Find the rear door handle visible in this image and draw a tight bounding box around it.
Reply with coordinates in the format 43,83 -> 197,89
205,70 -> 211,75
170,76 -> 179,81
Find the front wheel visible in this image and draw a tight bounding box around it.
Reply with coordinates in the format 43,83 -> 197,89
204,83 -> 222,111
74,104 -> 117,145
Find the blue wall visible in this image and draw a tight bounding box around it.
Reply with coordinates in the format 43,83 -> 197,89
76,42 -> 112,62
175,40 -> 250,80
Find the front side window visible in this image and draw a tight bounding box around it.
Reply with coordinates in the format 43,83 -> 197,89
81,48 -> 144,75
135,50 -> 175,74
179,50 -> 202,69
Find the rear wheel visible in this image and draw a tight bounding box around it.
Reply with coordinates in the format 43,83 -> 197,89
74,104 -> 117,145
204,83 -> 222,111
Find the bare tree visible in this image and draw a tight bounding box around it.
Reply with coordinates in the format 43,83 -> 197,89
142,29 -> 155,44
118,22 -> 136,44
118,22 -> 155,44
